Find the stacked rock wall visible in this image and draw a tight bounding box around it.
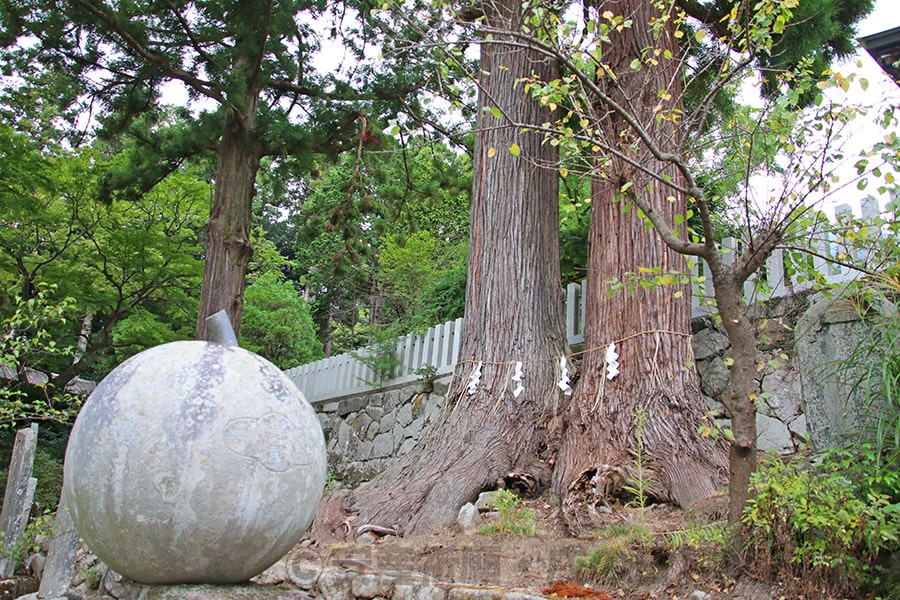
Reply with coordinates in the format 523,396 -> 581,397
316,292 -> 894,484
315,382 -> 449,486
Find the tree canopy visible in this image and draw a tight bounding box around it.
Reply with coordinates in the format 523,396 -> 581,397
0,0 -> 462,339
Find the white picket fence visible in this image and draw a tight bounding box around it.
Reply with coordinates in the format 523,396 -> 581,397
286,318 -> 466,404
287,201 -> 879,404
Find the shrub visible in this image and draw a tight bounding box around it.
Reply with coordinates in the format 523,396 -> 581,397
241,271 -> 324,370
479,488 -> 536,535
574,523 -> 654,584
742,448 -> 900,598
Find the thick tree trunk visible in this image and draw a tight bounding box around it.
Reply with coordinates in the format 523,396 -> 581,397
552,0 -> 727,534
195,99 -> 261,341
312,0 -> 568,539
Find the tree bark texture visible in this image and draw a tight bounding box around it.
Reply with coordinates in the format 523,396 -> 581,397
711,274 -> 758,529
312,0 -> 569,539
552,0 -> 727,534
195,95 -> 261,341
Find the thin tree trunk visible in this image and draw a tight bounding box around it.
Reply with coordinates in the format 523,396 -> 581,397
552,0 -> 727,534
313,0 -> 568,539
712,273 -> 758,531
195,98 -> 261,341
72,311 -> 92,365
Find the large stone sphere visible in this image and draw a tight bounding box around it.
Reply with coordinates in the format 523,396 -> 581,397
63,341 -> 326,584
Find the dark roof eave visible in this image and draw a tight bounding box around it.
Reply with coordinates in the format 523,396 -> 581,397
860,26 -> 900,87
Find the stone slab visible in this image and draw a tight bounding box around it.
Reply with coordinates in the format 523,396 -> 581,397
38,493 -> 80,598
0,424 -> 39,577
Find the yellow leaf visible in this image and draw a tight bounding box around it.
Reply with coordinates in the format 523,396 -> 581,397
487,147 -> 496,158
560,168 -> 569,177
695,29 -> 706,42
509,143 -> 521,156
674,290 -> 683,298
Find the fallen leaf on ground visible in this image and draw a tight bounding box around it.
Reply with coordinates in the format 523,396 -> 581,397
543,579 -> 614,600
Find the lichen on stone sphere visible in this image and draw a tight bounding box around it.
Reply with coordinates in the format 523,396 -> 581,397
63,340 -> 327,584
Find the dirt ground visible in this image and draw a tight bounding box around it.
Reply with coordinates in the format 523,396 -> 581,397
305,492 -> 789,600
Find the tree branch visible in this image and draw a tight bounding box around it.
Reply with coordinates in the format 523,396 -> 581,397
70,0 -> 226,105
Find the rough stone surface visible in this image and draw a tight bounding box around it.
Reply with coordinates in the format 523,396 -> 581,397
756,412 -> 793,454
456,503 -> 481,534
63,341 -> 327,585
372,433 -> 394,459
448,588 -> 502,600
283,550 -> 323,590
101,582 -> 314,599
501,594 -> 545,600
692,328 -> 729,360
318,570 -> 357,600
474,492 -> 497,512
696,357 -> 729,398
351,573 -> 395,598
397,404 -> 414,428
788,413 -> 808,439
321,378 -> 449,486
38,495 -> 78,598
0,423 -> 39,578
795,297 -> 877,449
393,584 -> 447,600
760,369 -> 802,422
252,560 -> 289,585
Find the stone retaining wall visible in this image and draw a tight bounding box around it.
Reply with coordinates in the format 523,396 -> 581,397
315,381 -> 450,486
316,295 -> 817,486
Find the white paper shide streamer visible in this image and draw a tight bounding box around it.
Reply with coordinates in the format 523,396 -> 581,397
467,361 -> 483,395
511,361 -> 525,398
557,356 -> 573,395
605,341 -> 620,380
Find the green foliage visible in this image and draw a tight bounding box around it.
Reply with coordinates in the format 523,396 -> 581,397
574,523 -> 654,584
413,364 -> 438,384
751,0 -> 873,101
377,232 -> 467,330
739,275 -> 900,598
351,334 -> 402,388
0,429 -> 66,513
479,488 -> 537,535
295,140 -> 470,352
324,471 -> 339,494
0,128 -> 206,383
742,449 -> 900,598
246,226 -> 295,286
664,521 -> 732,571
624,406 -> 653,514
0,508 -> 55,566
0,287 -> 81,429
848,275 -> 900,457
240,272 -> 324,370
559,175 -> 590,284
